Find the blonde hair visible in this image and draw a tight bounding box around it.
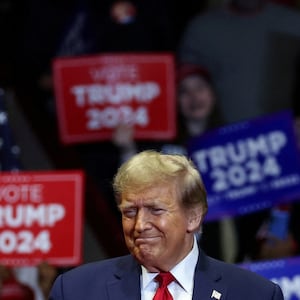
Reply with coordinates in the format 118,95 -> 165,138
113,150 -> 207,214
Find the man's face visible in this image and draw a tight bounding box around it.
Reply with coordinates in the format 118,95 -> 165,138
178,75 -> 215,122
119,185 -> 200,272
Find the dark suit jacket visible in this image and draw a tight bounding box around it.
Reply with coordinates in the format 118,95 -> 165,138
49,250 -> 283,300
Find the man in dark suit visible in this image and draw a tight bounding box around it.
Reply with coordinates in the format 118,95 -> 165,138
49,150 -> 283,300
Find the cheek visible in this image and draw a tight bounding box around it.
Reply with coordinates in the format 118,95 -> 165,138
195,89 -> 214,103
122,219 -> 134,236
122,221 -> 136,250
163,214 -> 189,235
203,91 -> 215,107
178,96 -> 192,115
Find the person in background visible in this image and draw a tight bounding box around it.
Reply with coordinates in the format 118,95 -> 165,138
0,266 -> 34,300
49,150 -> 283,300
178,0 -> 300,124
113,63 -> 227,261
15,263 -> 59,300
114,63 -> 223,157
0,263 -> 59,300
168,63 -> 224,154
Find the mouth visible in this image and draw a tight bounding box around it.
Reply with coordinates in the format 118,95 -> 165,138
134,236 -> 160,245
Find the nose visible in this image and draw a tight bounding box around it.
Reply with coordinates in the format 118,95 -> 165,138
135,209 -> 150,232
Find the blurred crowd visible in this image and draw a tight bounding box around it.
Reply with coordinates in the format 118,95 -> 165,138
0,263 -> 58,300
1,0 -> 300,299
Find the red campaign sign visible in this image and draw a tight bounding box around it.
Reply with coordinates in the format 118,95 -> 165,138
0,170 -> 84,267
52,53 -> 176,144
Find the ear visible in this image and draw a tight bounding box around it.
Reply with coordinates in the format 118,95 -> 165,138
186,206 -> 203,233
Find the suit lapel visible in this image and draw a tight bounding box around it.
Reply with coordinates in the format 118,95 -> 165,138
104,251 -> 228,300
106,256 -> 141,300
192,251 -> 228,300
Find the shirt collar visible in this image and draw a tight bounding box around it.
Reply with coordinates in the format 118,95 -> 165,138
141,235 -> 199,294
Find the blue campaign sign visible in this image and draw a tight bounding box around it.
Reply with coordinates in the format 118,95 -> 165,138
240,257 -> 300,300
187,110 -> 300,221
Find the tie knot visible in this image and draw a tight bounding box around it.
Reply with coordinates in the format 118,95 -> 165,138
155,272 -> 175,288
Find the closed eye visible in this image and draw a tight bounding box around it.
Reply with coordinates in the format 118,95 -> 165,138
122,208 -> 137,218
149,207 -> 165,215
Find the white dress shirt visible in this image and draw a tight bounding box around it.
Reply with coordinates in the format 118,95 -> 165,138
141,235 -> 199,300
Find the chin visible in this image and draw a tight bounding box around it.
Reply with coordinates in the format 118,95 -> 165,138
135,246 -> 157,262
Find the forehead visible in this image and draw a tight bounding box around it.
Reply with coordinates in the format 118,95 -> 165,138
120,185 -> 177,206
180,75 -> 209,87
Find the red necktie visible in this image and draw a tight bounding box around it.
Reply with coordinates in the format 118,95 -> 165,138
153,272 -> 175,300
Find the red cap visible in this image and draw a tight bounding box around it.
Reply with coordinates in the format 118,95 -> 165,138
176,63 -> 212,85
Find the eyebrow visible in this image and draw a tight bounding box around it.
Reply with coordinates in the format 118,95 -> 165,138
118,204 -> 133,210
119,198 -> 164,210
